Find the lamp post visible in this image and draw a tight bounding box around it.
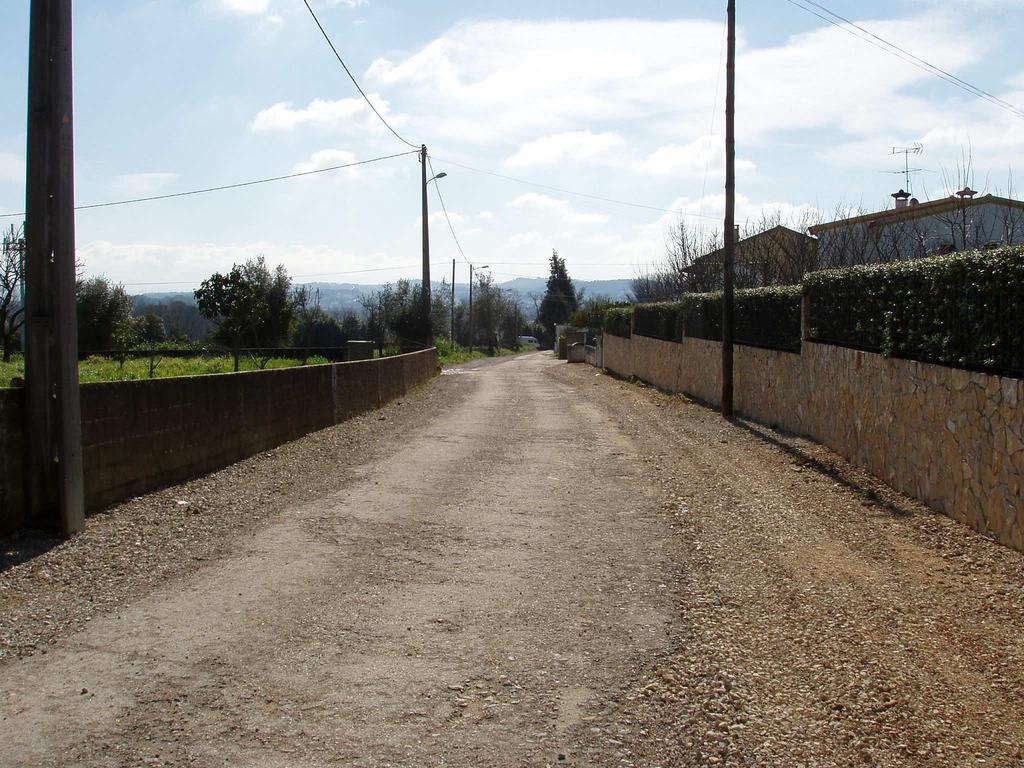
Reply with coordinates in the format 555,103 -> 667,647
468,263 -> 489,353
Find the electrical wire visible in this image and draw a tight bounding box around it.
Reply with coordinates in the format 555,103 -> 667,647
0,150 -> 419,219
301,0 -> 420,149
782,0 -> 1024,121
699,26 -> 728,219
426,155 -> 470,266
431,156 -> 722,221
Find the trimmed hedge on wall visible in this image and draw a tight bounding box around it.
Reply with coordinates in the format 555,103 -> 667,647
634,302 -> 684,341
679,287 -> 802,352
805,246 -> 1024,375
603,307 -> 632,338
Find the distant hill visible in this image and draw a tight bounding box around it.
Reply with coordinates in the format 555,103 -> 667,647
130,277 -> 634,316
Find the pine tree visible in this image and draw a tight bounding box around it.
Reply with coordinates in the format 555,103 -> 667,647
538,250 -> 578,332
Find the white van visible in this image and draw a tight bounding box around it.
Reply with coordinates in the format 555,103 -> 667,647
517,335 -> 540,350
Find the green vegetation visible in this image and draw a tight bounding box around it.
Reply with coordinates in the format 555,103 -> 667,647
434,337 -> 521,366
0,353 -> 331,386
603,307 -> 632,338
569,299 -> 630,334
538,250 -> 579,345
680,286 -> 802,353
633,302 -> 685,341
805,245 -> 1024,374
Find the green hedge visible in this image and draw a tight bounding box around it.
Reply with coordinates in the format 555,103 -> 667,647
680,287 -> 802,352
805,246 -> 1024,375
633,302 -> 684,341
603,307 -> 632,338
572,301 -> 631,333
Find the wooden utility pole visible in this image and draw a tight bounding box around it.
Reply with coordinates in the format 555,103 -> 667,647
24,0 -> 84,534
450,258 -> 456,341
420,144 -> 431,341
468,264 -> 475,353
721,0 -> 736,418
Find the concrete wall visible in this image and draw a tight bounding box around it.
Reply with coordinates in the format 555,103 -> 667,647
603,333 -> 1024,552
0,349 -> 437,535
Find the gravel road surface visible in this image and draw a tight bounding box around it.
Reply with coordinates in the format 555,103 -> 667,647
1,352 -> 1023,767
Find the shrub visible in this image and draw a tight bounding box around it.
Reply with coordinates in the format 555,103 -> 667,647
571,301 -> 631,333
681,286 -> 802,352
633,302 -> 684,341
804,246 -> 1024,375
603,307 -> 632,338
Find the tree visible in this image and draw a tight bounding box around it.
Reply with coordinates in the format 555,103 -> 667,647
538,250 -> 578,336
195,261 -> 268,371
293,287 -> 347,348
76,276 -> 134,354
194,256 -> 296,370
0,225 -> 25,362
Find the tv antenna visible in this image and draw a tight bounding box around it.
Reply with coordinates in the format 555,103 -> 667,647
888,142 -> 924,194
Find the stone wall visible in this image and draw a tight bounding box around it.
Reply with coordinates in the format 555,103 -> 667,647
602,334 -> 1024,552
0,348 -> 438,535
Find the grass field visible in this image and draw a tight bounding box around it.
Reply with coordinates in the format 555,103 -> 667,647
0,353 -> 319,386
0,342 -> 528,386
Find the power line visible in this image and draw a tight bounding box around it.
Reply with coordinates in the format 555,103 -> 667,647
301,0 -> 419,148
432,156 -> 722,221
427,155 -> 470,266
0,150 -> 418,219
782,0 -> 1024,121
699,26 -> 728,219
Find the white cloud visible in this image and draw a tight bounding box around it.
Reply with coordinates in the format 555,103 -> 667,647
508,192 -> 608,225
366,19 -> 725,143
213,0 -> 365,20
0,153 -> 25,183
292,148 -> 357,174
506,130 -> 625,168
217,0 -> 271,15
637,136 -> 756,177
477,210 -> 494,220
112,173 -> 180,195
250,96 -> 401,134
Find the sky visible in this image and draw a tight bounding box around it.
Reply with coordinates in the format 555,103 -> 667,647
1,0 -> 1023,289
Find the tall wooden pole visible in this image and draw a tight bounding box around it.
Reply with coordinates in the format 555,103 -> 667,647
24,0 -> 84,534
420,144 -> 432,342
468,264 -> 474,353
450,258 -> 456,341
721,0 -> 736,418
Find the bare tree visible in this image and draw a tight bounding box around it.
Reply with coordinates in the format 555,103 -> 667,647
1,224 -> 26,363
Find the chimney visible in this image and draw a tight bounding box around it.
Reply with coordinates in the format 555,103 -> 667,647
892,189 -> 911,209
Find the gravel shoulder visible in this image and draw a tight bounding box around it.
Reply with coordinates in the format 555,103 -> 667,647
549,361 -> 1024,767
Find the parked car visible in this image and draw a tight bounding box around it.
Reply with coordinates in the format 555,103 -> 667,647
517,335 -> 540,350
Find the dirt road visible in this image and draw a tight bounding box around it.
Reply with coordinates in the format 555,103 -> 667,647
2,352 -> 1023,767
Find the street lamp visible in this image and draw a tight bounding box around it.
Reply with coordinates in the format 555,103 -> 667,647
468,263 -> 489,353
419,148 -> 448,344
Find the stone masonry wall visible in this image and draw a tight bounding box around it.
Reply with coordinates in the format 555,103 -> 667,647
0,348 -> 438,535
602,334 -> 1024,552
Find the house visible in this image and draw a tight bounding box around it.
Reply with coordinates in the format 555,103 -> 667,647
809,188 -> 1024,266
685,225 -> 819,290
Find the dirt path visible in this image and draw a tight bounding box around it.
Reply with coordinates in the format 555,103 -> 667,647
0,354 -> 680,767
2,353 -> 1023,767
